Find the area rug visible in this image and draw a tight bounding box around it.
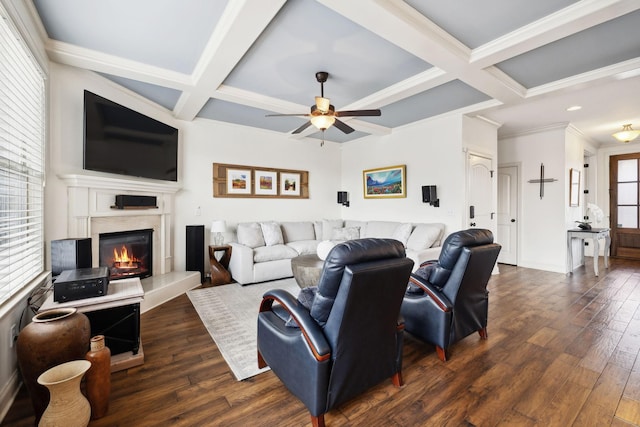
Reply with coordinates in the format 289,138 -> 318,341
187,278 -> 301,381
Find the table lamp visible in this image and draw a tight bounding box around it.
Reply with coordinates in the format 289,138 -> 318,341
211,220 -> 227,245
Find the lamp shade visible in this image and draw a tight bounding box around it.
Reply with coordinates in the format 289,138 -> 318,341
310,114 -> 335,130
211,220 -> 227,233
612,124 -> 640,143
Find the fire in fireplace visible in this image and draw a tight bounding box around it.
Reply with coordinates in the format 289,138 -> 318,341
99,229 -> 153,280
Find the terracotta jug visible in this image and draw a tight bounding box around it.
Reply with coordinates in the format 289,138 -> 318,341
85,335 -> 111,419
16,307 -> 91,424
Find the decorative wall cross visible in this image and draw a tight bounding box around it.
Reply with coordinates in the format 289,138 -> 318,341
528,163 -> 558,199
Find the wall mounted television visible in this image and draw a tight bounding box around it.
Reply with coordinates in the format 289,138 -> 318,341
83,90 -> 178,182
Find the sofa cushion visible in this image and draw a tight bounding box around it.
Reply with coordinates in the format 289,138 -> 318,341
281,221 -> 315,243
363,221 -> 400,239
331,226 -> 360,241
260,221 -> 284,246
253,244 -> 298,263
286,240 -> 319,256
344,220 -> 367,235
406,224 -> 442,251
391,223 -> 413,246
237,222 -> 265,248
321,219 -> 343,240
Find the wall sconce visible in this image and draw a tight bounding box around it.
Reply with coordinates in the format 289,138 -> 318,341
210,220 -> 227,245
337,191 -> 349,207
422,185 -> 439,207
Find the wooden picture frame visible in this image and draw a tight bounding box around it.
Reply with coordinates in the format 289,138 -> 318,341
363,165 -> 407,199
570,168 -> 580,207
254,170 -> 278,195
226,168 -> 251,195
280,172 -> 301,196
213,163 -> 308,198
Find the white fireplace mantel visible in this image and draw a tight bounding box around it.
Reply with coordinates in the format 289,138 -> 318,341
59,173 -> 182,276
58,173 -> 200,313
58,173 -> 182,194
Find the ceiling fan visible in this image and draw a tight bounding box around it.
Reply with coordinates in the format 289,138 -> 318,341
266,71 -> 381,136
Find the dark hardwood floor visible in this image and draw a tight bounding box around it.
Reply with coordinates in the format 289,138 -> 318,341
3,259 -> 640,426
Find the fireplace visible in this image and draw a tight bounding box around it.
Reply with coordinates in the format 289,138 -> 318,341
99,229 -> 153,280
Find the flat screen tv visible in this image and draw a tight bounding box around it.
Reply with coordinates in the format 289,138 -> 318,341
83,90 -> 178,181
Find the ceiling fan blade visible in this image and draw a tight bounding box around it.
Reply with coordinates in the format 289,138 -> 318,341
336,109 -> 381,117
265,113 -> 309,117
333,119 -> 355,134
292,120 -> 313,134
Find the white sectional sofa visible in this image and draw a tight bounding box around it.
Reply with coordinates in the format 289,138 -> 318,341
227,220 -> 445,285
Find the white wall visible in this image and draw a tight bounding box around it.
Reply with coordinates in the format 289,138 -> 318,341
340,115 -> 466,234
174,119 -> 342,270
499,126 -> 569,272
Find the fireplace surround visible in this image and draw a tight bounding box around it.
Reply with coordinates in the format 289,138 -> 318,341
59,173 -> 201,313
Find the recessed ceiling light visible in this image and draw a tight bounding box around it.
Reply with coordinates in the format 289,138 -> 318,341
566,105 -> 582,112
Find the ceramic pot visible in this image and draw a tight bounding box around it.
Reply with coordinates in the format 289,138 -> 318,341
37,360 -> 91,427
16,307 -> 91,424
85,335 -> 111,419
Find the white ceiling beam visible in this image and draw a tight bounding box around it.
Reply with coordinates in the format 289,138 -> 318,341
45,39 -> 192,90
320,0 -> 527,103
173,0 -> 287,120
471,0 -> 640,68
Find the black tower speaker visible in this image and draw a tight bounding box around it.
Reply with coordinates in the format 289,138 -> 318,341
186,225 -> 205,283
51,238 -> 92,277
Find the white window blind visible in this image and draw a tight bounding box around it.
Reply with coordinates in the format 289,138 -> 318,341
0,10 -> 46,304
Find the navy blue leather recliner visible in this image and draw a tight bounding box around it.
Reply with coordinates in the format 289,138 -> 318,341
257,238 -> 414,427
401,229 -> 501,362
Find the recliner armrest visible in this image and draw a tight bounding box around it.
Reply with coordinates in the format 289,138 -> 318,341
408,275 -> 453,312
260,289 -> 331,361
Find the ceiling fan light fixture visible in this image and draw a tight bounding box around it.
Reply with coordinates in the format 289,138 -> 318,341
310,114 -> 335,130
315,96 -> 331,113
613,124 -> 640,143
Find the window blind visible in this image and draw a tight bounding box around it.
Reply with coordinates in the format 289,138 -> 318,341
0,9 -> 46,304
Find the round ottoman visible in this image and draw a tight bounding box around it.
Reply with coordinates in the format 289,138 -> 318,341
291,254 -> 324,288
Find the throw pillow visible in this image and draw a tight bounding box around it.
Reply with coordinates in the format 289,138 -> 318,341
321,219 -> 343,240
331,226 -> 360,241
317,240 -> 337,260
236,222 -> 266,248
391,223 -> 413,247
260,221 -> 284,246
406,224 -> 441,251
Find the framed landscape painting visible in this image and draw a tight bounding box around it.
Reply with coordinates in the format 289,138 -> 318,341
280,172 -> 300,196
226,168 -> 252,194
254,170 -> 278,195
363,165 -> 406,199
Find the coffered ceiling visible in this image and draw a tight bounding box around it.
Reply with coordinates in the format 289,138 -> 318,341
26,0 -> 640,145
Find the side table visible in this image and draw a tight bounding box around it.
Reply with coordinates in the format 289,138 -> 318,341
39,277 -> 144,372
567,228 -> 610,276
209,245 -> 232,286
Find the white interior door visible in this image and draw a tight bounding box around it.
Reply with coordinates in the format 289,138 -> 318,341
497,166 -> 518,265
468,154 -> 493,230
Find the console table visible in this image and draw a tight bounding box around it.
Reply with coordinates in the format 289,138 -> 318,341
567,228 -> 610,276
40,277 -> 144,372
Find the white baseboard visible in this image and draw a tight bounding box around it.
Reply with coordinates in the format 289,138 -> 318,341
140,271 -> 201,313
0,370 -> 21,424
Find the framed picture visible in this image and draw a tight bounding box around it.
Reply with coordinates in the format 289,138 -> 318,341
363,165 -> 407,198
280,172 -> 300,196
254,170 -> 278,195
226,168 -> 252,194
570,168 -> 580,207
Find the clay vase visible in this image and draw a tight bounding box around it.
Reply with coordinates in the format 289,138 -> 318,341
85,335 -> 111,419
37,360 -> 91,427
16,307 -> 91,424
